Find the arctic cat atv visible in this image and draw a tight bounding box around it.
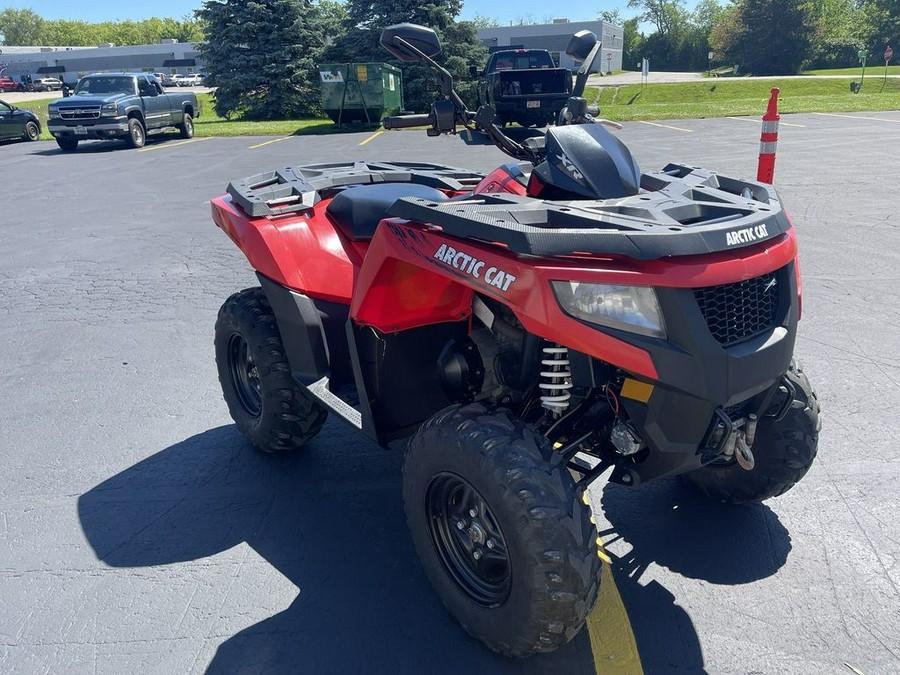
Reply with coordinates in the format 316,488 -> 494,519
210,24 -> 820,656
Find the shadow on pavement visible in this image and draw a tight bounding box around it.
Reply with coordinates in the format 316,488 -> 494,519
597,480 -> 791,672
76,424 -> 790,673
78,425 -> 600,674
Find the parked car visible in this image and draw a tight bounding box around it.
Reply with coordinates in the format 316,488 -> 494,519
178,73 -> 204,87
0,99 -> 42,142
32,77 -> 63,92
0,77 -> 22,93
170,74 -> 188,87
153,73 -> 177,87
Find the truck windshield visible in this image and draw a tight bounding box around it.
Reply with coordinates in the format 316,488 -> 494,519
73,77 -> 136,96
490,52 -> 555,71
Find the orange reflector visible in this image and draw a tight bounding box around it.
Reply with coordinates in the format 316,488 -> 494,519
620,379 -> 654,403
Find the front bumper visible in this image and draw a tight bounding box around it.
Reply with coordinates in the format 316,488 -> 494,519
49,118 -> 129,139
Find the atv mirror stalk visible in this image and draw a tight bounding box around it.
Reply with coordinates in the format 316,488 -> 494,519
568,33 -> 603,98
381,24 -> 468,124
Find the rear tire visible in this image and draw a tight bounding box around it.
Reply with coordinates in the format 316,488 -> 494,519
404,403 -> 601,656
125,118 -> 145,148
215,288 -> 328,452
56,137 -> 78,152
680,360 -> 820,504
178,113 -> 194,139
23,121 -> 40,141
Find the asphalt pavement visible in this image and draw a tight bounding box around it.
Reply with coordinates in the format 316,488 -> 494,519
1,112 -> 899,674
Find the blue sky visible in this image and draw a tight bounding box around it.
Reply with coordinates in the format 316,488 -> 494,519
3,0 -> 627,25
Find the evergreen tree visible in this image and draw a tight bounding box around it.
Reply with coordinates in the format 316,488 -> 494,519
197,0 -> 326,119
324,0 -> 486,113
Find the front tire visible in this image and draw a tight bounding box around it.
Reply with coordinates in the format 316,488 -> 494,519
125,118 -> 145,148
215,288 -> 328,452
56,137 -> 78,152
404,404 -> 601,656
23,121 -> 40,141
680,360 -> 820,504
178,113 -> 194,139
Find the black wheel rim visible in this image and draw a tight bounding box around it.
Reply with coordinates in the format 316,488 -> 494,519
27,123 -> 38,140
425,473 -> 511,607
227,333 -> 262,417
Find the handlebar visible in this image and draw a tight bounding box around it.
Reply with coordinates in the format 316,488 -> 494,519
382,114 -> 432,129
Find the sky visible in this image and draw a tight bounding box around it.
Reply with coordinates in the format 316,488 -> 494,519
2,0 -> 630,25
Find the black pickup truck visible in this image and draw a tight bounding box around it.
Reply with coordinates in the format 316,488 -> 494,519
474,49 -> 572,127
47,73 -> 199,152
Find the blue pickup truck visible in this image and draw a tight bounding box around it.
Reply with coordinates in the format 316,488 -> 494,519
47,73 -> 199,152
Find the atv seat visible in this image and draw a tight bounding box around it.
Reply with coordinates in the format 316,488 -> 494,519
326,183 -> 448,241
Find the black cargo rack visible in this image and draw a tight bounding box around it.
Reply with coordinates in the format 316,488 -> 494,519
387,164 -> 790,259
227,161 -> 485,217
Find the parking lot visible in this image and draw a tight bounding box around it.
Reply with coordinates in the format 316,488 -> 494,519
1,112 -> 899,674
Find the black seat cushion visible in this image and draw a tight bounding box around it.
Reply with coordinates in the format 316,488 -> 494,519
326,183 -> 448,241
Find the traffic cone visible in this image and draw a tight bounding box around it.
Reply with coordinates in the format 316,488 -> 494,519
756,88 -> 780,184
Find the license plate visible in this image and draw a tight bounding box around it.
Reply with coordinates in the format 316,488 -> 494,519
74,125 -> 87,136
526,100 -> 540,108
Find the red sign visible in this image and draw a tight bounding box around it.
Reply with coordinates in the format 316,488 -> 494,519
886,46 -> 894,62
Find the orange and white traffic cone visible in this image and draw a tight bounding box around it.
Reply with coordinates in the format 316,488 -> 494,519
756,87 -> 780,184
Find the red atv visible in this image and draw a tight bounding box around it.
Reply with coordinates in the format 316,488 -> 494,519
210,24 -> 820,656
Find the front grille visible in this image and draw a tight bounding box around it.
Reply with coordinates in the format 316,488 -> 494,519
59,106 -> 101,120
693,269 -> 781,346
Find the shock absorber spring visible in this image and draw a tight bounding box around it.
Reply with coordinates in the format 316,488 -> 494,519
539,345 -> 572,415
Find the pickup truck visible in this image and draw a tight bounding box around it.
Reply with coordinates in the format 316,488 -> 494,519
47,73 -> 199,152
474,49 -> 572,127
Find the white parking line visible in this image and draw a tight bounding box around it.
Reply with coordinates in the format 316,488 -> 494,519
637,120 -> 693,132
726,116 -> 806,128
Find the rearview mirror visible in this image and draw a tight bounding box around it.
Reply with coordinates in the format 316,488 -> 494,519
566,30 -> 598,61
381,23 -> 442,62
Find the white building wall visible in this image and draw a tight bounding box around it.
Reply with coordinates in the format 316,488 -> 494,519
0,43 -> 203,84
477,20 -> 623,73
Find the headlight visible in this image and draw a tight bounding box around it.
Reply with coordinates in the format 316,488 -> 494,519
48,106 -> 60,119
552,281 -> 666,338
101,103 -> 118,116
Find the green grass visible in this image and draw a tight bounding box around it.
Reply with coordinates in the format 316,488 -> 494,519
586,77 -> 900,121
192,93 -> 361,136
804,65 -> 900,76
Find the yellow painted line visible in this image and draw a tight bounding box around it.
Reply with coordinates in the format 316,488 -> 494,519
248,135 -> 293,149
726,116 -> 806,128
137,136 -> 211,152
359,129 -> 384,145
586,546 -> 644,675
638,120 -> 693,133
813,112 -> 900,123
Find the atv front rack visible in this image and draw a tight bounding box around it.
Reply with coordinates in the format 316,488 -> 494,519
389,164 -> 790,259
227,161 -> 485,217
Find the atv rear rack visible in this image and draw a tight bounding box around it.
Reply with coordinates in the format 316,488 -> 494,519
227,160 -> 485,217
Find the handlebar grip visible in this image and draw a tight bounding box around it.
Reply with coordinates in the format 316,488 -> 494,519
382,114 -> 432,129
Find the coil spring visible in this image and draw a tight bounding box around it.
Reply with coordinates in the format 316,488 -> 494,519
539,345 -> 572,415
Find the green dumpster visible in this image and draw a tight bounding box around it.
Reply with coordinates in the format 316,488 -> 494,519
319,63 -> 404,127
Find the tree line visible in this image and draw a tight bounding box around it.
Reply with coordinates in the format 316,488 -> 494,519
0,8 -> 204,45
621,0 -> 899,75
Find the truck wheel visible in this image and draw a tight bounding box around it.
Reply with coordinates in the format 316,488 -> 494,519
125,118 -> 145,148
680,361 -> 820,504
178,113 -> 194,139
404,403 -> 601,656
23,121 -> 40,141
56,137 -> 78,152
215,288 -> 328,452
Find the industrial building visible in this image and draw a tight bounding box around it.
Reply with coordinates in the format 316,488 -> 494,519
0,41 -> 204,85
476,19 -> 623,73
